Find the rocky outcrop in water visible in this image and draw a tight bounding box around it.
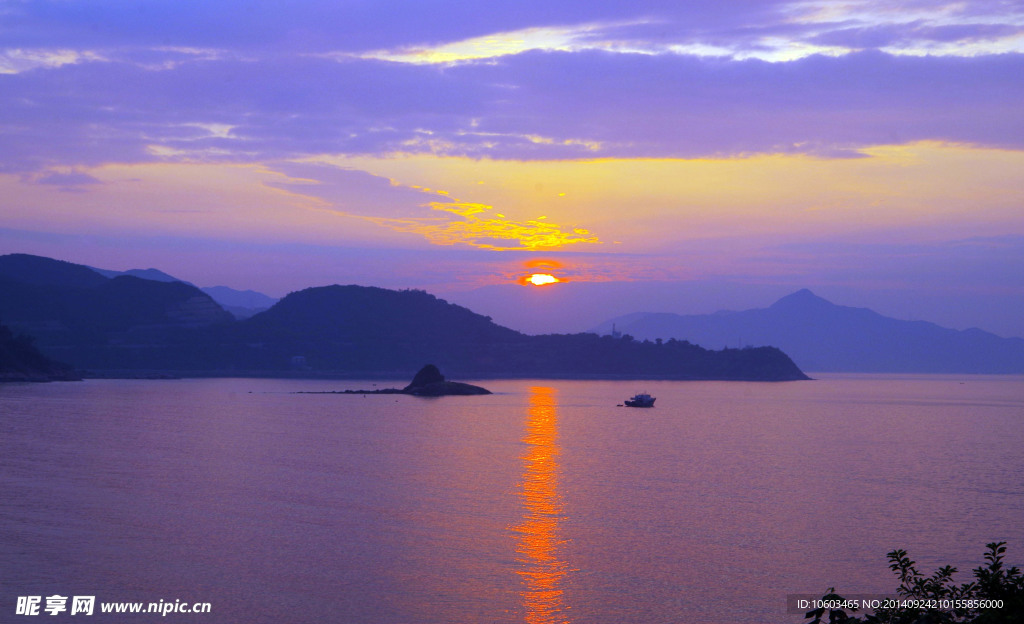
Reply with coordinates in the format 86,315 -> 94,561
401,364 -> 491,396
300,365 -> 491,396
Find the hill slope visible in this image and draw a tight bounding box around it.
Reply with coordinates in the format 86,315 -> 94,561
226,285 -> 526,374
0,254 -> 234,369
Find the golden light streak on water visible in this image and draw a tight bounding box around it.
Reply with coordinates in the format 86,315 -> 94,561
513,386 -> 571,624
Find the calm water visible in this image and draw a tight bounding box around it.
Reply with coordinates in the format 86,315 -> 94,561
2,375 -> 1023,623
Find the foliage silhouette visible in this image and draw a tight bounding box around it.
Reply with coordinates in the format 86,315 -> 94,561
0,322 -> 78,381
807,542 -> 1023,624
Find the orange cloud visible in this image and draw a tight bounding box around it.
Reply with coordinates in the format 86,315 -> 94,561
361,199 -> 601,251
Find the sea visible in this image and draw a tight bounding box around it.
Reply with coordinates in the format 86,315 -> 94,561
2,374 -> 1023,623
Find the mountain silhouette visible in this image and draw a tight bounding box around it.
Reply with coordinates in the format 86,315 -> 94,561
200,286 -> 277,318
227,285 -> 806,380
0,253 -> 109,289
225,285 -> 526,373
0,254 -> 234,368
593,289 -> 1024,373
90,266 -> 182,283
0,254 -> 808,380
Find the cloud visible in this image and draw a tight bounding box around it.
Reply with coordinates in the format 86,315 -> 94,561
0,54 -> 492,172
453,49 -> 1024,157
0,0 -> 784,55
263,161 -> 437,219
810,22 -> 1024,51
5,0 -> 1020,71
265,161 -> 602,251
0,48 -> 107,74
1,1 -> 1022,174
362,201 -> 601,251
2,44 -> 1022,173
31,169 -> 103,191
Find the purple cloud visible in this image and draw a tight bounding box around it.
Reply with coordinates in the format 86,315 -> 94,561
1,1 -> 1022,173
0,0 -> 787,53
263,162 -> 436,219
453,49 -> 1024,157
811,22 -> 1024,49
28,170 -> 104,192
34,170 -> 102,186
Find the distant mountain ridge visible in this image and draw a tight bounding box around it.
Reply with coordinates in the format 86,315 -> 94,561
0,253 -> 807,381
91,266 -> 181,283
89,265 -> 278,319
593,289 -> 1024,373
200,286 -> 278,317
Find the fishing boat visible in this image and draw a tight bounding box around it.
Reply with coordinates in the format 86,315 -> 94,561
624,392 -> 655,407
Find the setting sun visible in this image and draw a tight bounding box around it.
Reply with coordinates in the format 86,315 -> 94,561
525,273 -> 560,286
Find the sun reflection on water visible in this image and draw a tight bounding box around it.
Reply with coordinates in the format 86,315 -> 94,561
513,386 -> 571,624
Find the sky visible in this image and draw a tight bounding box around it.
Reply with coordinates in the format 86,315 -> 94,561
2,0 -> 1023,336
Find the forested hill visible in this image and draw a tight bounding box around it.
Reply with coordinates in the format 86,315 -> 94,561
223,285 -> 808,380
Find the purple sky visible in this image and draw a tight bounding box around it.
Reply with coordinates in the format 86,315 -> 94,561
2,0 -> 1023,336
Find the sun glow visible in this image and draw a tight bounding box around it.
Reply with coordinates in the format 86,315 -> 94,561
525,273 -> 560,286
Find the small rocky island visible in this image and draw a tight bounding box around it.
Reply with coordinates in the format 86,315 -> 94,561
302,364 -> 491,396
400,364 -> 491,396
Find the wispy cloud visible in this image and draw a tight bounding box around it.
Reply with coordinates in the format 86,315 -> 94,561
348,20 -> 654,65
0,48 -> 106,74
29,169 -> 103,192
338,1 -> 1024,66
